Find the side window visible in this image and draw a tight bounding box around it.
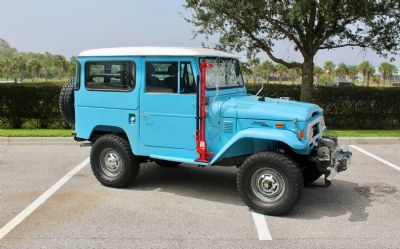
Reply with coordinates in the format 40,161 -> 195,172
75,62 -> 81,90
180,62 -> 196,94
85,61 -> 135,91
146,62 -> 178,93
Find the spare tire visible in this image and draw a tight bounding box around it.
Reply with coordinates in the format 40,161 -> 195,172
59,79 -> 75,123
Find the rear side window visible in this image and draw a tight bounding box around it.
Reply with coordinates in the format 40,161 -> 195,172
85,61 -> 135,91
75,62 -> 81,90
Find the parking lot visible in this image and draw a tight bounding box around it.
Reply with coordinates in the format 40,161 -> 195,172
0,138 -> 399,249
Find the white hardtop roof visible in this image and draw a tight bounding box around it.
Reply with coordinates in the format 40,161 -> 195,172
78,46 -> 238,58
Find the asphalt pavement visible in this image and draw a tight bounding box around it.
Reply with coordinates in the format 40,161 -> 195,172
0,139 -> 399,249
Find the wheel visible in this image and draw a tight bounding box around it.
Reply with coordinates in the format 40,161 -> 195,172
237,152 -> 303,216
302,166 -> 323,185
59,79 -> 75,123
90,134 -> 139,188
154,159 -> 181,167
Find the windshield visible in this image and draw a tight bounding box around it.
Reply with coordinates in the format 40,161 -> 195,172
201,58 -> 244,89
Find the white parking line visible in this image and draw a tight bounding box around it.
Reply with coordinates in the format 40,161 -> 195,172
0,157 -> 90,240
251,211 -> 272,240
350,145 -> 400,172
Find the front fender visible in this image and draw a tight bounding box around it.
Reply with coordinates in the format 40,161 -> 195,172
210,128 -> 308,164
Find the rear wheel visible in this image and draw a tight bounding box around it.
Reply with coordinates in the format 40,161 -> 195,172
90,134 -> 139,188
237,152 -> 303,216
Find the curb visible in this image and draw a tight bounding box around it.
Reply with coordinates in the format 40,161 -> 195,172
0,136 -> 399,145
338,137 -> 400,145
0,137 -> 77,145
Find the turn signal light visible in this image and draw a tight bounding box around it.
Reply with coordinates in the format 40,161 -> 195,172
297,129 -> 304,140
275,122 -> 285,128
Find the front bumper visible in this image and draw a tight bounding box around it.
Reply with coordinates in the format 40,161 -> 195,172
326,145 -> 352,181
313,136 -> 352,181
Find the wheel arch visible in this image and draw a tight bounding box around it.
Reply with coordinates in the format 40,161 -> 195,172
89,125 -> 129,143
210,128 -> 308,165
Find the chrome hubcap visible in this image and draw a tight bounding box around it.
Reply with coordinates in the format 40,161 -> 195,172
251,168 -> 285,202
100,149 -> 122,177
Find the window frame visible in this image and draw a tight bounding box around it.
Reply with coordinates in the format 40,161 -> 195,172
199,57 -> 244,90
179,61 -> 197,94
84,60 -> 136,92
75,62 -> 81,90
144,61 -> 179,94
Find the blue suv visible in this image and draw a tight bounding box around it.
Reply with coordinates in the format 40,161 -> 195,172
59,47 -> 351,215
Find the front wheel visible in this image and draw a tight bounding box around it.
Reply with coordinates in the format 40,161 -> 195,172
237,152 -> 303,216
90,134 -> 140,188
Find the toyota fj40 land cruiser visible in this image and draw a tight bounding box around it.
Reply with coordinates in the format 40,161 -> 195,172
59,47 -> 351,215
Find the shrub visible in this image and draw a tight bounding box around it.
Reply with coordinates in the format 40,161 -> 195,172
0,83 -> 62,128
0,83 -> 399,130
247,84 -> 400,129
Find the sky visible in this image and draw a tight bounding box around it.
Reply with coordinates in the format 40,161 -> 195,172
0,0 -> 399,67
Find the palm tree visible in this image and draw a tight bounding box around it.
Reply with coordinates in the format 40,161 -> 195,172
379,62 -> 398,86
54,55 -> 67,80
27,59 -> 41,82
359,61 -> 374,86
288,67 -> 301,85
1,58 -> 12,81
275,64 -> 288,84
258,60 -> 275,84
14,55 -> 27,83
10,57 -> 19,83
67,56 -> 77,78
248,58 -> 261,84
347,66 -> 358,83
336,63 -> 348,80
313,66 -> 323,85
323,61 -> 335,86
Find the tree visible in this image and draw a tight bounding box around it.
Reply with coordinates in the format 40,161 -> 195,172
13,55 -> 27,83
359,61 -> 374,86
68,56 -> 77,78
247,57 -> 261,84
27,59 -> 41,82
275,64 -> 288,84
185,0 -> 400,102
288,66 -> 301,85
313,66 -> 323,85
348,66 -> 358,83
336,63 -> 349,80
379,62 -> 398,86
258,60 -> 275,84
366,64 -> 375,87
323,61 -> 335,86
54,55 -> 67,80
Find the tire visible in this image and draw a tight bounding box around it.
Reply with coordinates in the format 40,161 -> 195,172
237,152 -> 303,216
90,134 -> 139,188
59,79 -> 75,123
302,166 -> 323,185
154,159 -> 181,167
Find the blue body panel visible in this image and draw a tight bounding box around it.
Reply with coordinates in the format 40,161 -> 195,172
75,55 -> 325,166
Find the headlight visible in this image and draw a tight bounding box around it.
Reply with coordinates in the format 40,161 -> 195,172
308,126 -> 314,139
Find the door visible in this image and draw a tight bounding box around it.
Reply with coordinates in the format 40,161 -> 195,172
139,58 -> 198,150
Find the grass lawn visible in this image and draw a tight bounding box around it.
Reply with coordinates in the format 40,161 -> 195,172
0,129 -> 73,137
0,129 -> 399,137
324,130 -> 400,137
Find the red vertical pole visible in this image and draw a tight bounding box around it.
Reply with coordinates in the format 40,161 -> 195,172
196,61 -> 214,163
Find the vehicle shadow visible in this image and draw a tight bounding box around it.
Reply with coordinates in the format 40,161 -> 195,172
129,163 -> 393,221
129,163 -> 244,206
